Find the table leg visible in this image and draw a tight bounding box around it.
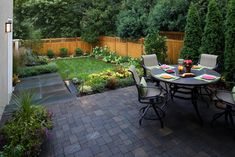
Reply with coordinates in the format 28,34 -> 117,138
192,87 -> 203,126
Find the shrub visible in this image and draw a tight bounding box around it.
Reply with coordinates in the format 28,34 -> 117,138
47,49 -> 55,58
0,92 -> 53,156
75,48 -> 83,56
118,77 -> 134,87
18,63 -> 58,77
199,0 -> 224,55
224,0 -> 235,81
37,56 -> 49,65
181,3 -> 202,61
60,48 -> 68,58
106,77 -> 118,89
144,31 -> 167,63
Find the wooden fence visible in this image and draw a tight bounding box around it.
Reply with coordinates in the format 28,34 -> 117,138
15,32 -> 184,64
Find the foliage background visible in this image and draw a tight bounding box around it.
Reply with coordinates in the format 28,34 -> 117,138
14,0 -> 228,42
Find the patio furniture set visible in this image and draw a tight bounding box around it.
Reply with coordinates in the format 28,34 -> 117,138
129,54 -> 235,132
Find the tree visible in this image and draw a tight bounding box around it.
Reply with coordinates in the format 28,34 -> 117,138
199,0 -> 224,55
148,0 -> 190,32
116,0 -> 157,40
224,0 -> 235,81
80,0 -> 121,44
144,31 -> 167,63
180,3 -> 202,61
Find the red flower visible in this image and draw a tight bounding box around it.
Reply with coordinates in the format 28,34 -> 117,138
184,60 -> 192,65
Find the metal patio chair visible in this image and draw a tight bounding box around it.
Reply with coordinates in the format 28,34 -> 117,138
141,54 -> 160,78
211,85 -> 235,128
129,65 -> 166,128
198,54 -> 219,70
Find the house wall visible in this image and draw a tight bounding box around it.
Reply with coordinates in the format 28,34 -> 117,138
0,0 -> 13,118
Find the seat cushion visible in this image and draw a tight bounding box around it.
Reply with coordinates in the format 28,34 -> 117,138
145,66 -> 159,71
213,90 -> 235,105
140,77 -> 147,97
146,87 -> 162,97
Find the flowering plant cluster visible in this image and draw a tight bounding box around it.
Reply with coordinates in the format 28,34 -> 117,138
183,60 -> 193,68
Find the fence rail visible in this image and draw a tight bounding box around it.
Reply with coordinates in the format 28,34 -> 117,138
14,32 -> 184,64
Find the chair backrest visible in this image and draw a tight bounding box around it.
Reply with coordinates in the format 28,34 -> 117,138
129,65 -> 140,85
142,54 -> 159,67
199,54 -> 218,69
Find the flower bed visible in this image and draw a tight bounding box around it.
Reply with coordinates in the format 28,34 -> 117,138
0,93 -> 53,156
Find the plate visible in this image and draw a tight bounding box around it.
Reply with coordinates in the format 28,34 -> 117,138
160,65 -> 170,69
160,74 -> 174,79
192,65 -> 201,69
201,75 -> 216,80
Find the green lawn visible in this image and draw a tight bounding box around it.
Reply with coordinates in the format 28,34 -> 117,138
54,57 -> 117,80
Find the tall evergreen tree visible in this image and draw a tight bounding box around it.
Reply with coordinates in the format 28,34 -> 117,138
224,0 -> 235,81
199,0 -> 224,55
180,3 -> 202,60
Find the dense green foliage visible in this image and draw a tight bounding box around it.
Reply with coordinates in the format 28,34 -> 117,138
80,0 -> 120,43
144,31 -> 167,63
0,92 -> 53,156
148,0 -> 190,32
181,3 -> 202,61
116,0 -> 156,40
18,63 -> 58,77
199,0 -> 224,55
14,0 -> 228,42
224,0 -> 235,81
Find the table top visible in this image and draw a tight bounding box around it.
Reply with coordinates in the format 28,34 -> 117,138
151,65 -> 221,86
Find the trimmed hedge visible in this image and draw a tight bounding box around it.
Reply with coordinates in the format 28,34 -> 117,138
18,63 -> 58,77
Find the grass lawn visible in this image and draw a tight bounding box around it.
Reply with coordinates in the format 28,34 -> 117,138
54,57 -> 117,80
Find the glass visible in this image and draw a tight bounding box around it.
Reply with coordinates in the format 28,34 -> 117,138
178,58 -> 184,74
178,58 -> 184,65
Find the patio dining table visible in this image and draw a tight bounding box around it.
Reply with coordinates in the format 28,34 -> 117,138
150,65 -> 221,125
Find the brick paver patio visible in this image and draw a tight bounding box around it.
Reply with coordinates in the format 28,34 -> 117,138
40,86 -> 235,157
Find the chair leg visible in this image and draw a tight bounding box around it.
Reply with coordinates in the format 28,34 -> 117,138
139,105 -> 150,126
152,104 -> 164,128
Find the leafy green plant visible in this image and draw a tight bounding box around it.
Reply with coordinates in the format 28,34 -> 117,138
60,48 -> 68,58
181,2 -> 202,61
224,0 -> 235,81
92,46 -> 110,58
47,49 -> 55,58
18,63 -> 58,77
144,31 -> 167,63
0,92 -> 53,156
199,0 -> 224,55
75,48 -> 83,56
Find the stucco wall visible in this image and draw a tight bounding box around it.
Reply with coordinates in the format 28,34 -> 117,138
0,0 -> 13,118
